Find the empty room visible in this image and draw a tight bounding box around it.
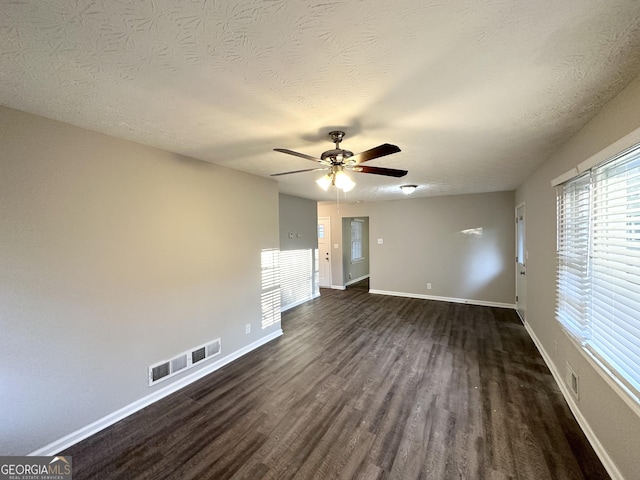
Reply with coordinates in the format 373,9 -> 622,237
2,1 -> 640,479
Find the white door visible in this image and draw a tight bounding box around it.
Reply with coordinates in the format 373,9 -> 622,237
516,203 -> 526,322
318,217 -> 331,288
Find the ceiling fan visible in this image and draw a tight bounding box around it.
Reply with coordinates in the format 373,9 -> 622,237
271,131 -> 406,192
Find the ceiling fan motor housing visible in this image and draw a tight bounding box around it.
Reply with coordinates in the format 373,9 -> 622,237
328,130 -> 345,145
321,148 -> 354,163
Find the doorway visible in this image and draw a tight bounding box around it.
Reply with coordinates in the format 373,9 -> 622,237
342,217 -> 370,287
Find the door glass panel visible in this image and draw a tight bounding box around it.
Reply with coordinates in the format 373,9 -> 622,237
517,214 -> 525,264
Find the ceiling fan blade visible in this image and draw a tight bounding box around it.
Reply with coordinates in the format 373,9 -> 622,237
351,143 -> 401,164
271,167 -> 328,177
273,148 -> 321,163
352,165 -> 408,177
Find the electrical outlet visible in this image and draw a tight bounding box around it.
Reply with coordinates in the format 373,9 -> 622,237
427,283 -> 432,290
245,324 -> 251,334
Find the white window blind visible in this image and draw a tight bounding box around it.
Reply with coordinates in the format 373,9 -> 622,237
280,249 -> 319,311
557,144 -> 640,401
556,173 -> 591,339
261,248 -> 281,329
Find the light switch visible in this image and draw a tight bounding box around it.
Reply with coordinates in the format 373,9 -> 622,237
288,232 -> 294,239
334,243 -> 339,249
377,238 -> 384,244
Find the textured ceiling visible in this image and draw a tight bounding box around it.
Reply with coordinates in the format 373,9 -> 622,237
2,1 -> 640,202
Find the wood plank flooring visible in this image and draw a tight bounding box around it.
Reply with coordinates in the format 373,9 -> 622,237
62,281 -> 610,479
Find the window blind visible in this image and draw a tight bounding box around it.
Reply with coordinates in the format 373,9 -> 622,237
280,249 -> 318,311
261,248 -> 281,329
557,144 -> 640,400
589,152 -> 640,395
556,173 -> 591,339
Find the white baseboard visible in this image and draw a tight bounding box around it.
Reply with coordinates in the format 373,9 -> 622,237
331,285 -> 346,290
369,289 -> 515,309
345,275 -> 369,287
30,329 -> 283,456
523,322 -> 623,480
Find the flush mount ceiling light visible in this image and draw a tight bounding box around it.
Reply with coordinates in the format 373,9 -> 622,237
400,184 -> 417,195
271,131 -> 407,193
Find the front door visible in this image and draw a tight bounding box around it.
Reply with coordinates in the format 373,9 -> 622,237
516,203 -> 526,322
318,217 -> 331,288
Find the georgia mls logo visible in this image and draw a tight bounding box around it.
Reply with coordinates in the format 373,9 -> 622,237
49,456 -> 71,473
0,455 -> 72,479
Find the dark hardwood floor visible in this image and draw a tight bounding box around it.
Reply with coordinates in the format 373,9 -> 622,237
63,282 -> 610,479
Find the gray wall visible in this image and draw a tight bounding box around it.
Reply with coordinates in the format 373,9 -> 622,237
516,73 -> 640,479
319,191 -> 515,306
278,194 -> 318,252
0,107 -> 281,455
278,194 -> 319,309
341,217 -> 370,284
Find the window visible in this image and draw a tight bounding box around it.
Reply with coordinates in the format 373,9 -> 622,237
350,219 -> 363,263
260,248 -> 281,329
279,249 -> 319,311
556,143 -> 640,403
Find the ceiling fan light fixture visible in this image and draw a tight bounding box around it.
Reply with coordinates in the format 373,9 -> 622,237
334,170 -> 355,192
316,174 -> 332,191
400,184 -> 417,195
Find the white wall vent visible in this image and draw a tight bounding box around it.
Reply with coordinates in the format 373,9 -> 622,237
206,339 -> 221,357
566,362 -> 579,399
151,362 -> 170,383
192,347 -> 206,364
171,354 -> 188,373
149,337 -> 222,386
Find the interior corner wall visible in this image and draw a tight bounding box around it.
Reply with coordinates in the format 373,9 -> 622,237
515,73 -> 640,480
318,190 -> 515,305
0,106 -> 281,455
278,194 -> 319,309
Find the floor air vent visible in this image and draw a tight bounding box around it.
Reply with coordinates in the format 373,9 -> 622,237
149,338 -> 221,386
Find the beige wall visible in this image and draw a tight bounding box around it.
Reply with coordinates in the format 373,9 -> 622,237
319,191 -> 515,306
0,107 -> 281,455
516,74 -> 640,479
